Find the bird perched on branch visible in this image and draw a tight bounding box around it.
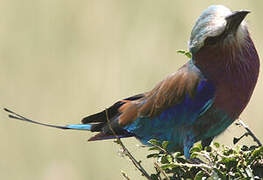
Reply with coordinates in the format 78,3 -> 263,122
5,5 -> 259,158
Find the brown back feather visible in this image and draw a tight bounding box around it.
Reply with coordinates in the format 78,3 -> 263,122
118,63 -> 201,126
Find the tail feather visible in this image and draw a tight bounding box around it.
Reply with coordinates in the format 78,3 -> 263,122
88,132 -> 134,141
4,108 -> 92,131
4,93 -> 144,141
65,124 -> 92,130
89,122 -> 106,132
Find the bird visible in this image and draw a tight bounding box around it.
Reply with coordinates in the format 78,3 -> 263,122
4,5 -> 260,159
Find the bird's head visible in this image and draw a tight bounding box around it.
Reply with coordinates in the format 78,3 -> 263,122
189,5 -> 250,56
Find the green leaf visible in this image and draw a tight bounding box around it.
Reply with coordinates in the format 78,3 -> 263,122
162,141 -> 169,150
176,50 -> 186,54
148,139 -> 161,146
161,164 -> 175,170
160,156 -> 169,164
194,170 -> 205,180
173,152 -> 182,158
176,49 -> 192,59
190,152 -> 198,159
185,52 -> 192,58
220,157 -> 238,170
249,145 -> 258,151
204,146 -> 212,152
196,143 -> 203,150
148,146 -> 161,151
147,153 -> 160,158
213,142 -> 220,148
190,146 -> 201,154
248,146 -> 263,164
251,146 -> 263,158
241,145 -> 249,151
166,155 -> 173,163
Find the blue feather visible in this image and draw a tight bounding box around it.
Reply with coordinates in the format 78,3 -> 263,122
66,124 -> 92,130
123,76 -> 216,158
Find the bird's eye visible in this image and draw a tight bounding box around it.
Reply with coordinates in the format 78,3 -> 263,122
204,36 -> 219,46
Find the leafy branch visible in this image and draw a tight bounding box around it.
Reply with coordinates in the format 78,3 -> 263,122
145,120 -> 263,180
109,117 -> 262,180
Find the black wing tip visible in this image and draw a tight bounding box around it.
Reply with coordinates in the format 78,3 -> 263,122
81,110 -> 107,124
82,94 -> 144,124
81,116 -> 96,124
81,116 -> 90,124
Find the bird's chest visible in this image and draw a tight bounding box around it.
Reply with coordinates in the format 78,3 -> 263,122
193,66 -> 258,140
195,44 -> 259,119
213,73 -> 254,119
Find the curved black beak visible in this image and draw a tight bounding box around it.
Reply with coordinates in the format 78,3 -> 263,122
225,10 -> 250,33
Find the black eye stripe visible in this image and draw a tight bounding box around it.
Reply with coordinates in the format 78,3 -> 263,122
204,28 -> 230,46
204,36 -> 219,46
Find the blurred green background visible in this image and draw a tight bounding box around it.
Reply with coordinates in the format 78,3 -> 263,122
0,0 -> 262,179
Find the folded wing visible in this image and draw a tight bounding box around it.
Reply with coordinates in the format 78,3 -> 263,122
83,61 -> 215,142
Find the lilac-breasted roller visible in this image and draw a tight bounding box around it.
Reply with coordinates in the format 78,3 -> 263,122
5,5 -> 260,158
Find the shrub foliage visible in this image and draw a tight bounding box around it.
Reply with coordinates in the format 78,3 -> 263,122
147,139 -> 263,180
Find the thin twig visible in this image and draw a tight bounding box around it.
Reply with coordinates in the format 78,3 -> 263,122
171,162 -> 212,169
121,171 -> 131,180
105,109 -> 152,180
235,120 -> 262,146
154,162 -> 170,180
